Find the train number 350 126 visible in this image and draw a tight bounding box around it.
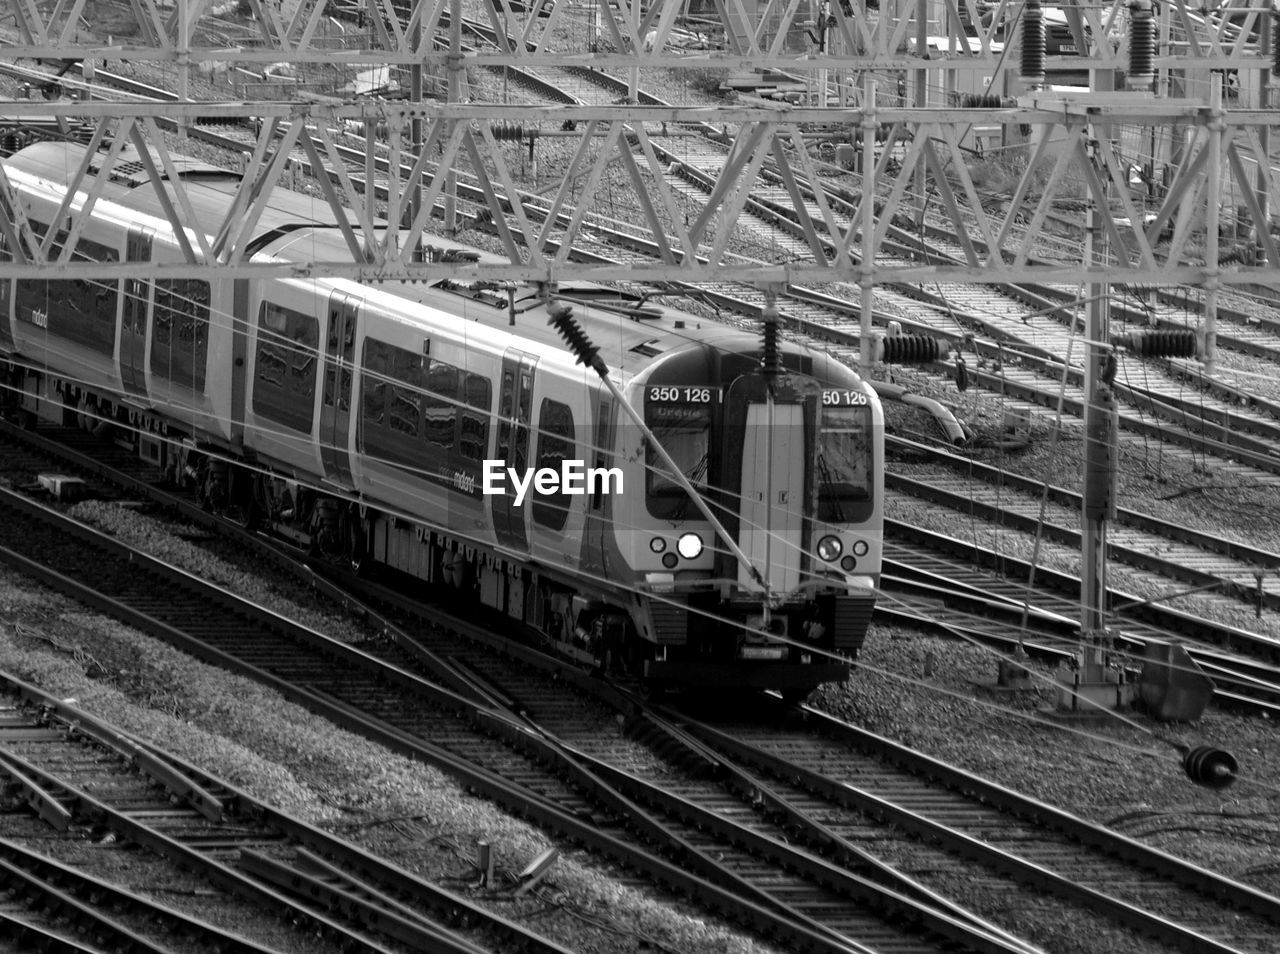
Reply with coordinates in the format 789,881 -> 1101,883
648,386 -> 714,403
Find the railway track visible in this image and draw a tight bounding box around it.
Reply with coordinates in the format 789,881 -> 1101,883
653,693 -> 1280,954
889,443 -> 1280,617
0,450 -> 1043,954
0,673 -> 571,954
4,407 -> 1280,951
882,523 -> 1280,714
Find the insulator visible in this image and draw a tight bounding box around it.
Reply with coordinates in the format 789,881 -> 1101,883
1100,351 -> 1117,386
761,303 -> 781,380
1083,387 -> 1118,521
959,93 -> 1006,109
548,303 -> 605,375
1021,0 -> 1046,88
1127,0 -> 1155,90
1117,329 -> 1198,358
1182,745 -> 1238,789
495,123 -> 524,142
1274,11 -> 1280,74
954,354 -> 969,391
878,333 -> 941,364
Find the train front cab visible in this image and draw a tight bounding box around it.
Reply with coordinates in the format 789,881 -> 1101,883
623,349 -> 882,697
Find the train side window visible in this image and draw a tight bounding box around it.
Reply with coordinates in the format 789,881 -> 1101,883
358,342 -> 490,479
252,300 -> 319,435
423,361 -> 459,451
359,337 -> 428,471
459,371 -> 491,462
14,224 -> 118,356
533,398 -> 574,531
387,348 -> 425,439
817,405 -> 873,523
360,338 -> 389,429
151,278 -> 210,393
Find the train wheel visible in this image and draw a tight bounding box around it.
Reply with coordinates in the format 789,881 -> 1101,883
780,688 -> 812,706
224,467 -> 260,530
441,551 -> 471,589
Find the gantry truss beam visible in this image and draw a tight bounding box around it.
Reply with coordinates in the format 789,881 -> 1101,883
1,94 -> 1277,285
1,0 -> 1270,75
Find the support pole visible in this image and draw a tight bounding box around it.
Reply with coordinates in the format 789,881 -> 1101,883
1256,19 -> 1271,266
1081,203 -> 1110,648
178,0 -> 190,141
445,0 -> 463,236
1203,72 -> 1223,375
1060,129 -> 1130,713
628,0 -> 639,102
410,0 -> 423,262
859,77 -> 876,379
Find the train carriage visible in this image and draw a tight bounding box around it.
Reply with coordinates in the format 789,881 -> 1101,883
0,139 -> 883,700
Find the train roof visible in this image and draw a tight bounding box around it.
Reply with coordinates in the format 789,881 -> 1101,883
6,140 -> 236,207
263,224 -> 764,371
6,141 -> 864,384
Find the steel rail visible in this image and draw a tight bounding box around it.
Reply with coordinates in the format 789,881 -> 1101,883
670,701 -> 1280,932
886,473 -> 1280,613
0,687 -> 403,954
0,483 -> 938,954
1,664 -> 571,953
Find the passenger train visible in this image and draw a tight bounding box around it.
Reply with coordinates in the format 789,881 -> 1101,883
0,140 -> 883,699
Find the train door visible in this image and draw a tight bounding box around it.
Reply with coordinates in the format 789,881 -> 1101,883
320,290 -> 359,484
738,401 -> 804,593
0,225 -> 11,351
581,393 -> 613,572
120,225 -> 152,397
491,349 -> 536,552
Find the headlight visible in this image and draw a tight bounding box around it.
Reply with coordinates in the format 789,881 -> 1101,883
817,535 -> 843,562
851,539 -> 869,557
840,556 -> 857,572
649,537 -> 667,553
677,532 -> 704,559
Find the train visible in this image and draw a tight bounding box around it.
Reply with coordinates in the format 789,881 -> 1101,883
0,139 -> 883,700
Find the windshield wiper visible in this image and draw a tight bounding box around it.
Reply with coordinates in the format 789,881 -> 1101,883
817,455 -> 846,523
671,452 -> 710,520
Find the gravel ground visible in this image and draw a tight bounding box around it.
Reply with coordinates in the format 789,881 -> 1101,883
0,558 -> 781,954
2,500 -> 1278,954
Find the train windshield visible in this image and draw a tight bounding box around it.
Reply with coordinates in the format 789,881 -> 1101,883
645,402 -> 711,518
817,405 -> 872,522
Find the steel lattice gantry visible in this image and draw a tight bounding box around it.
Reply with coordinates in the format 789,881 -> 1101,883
0,0 -> 1277,287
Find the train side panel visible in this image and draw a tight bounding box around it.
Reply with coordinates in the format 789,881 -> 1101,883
349,300 -> 499,548
9,191 -> 127,410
